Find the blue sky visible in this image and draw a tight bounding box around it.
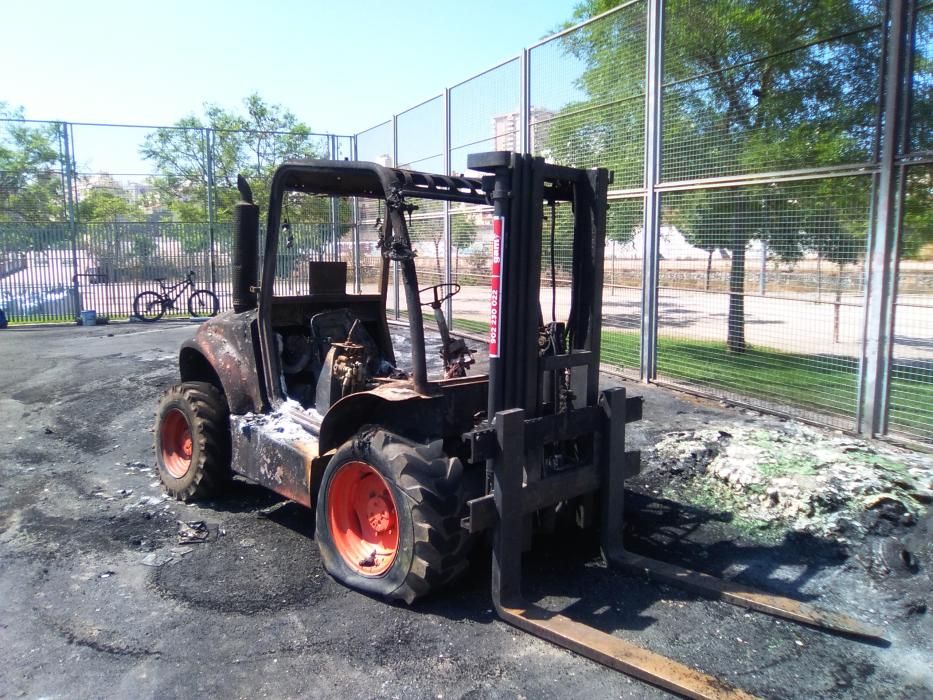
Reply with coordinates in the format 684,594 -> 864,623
2,0 -> 578,134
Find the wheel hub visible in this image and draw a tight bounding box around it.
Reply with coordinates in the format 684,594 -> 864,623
366,495 -> 394,533
327,461 -> 400,577
160,408 -> 193,479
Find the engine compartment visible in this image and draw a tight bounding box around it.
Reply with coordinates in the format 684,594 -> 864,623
271,295 -> 402,410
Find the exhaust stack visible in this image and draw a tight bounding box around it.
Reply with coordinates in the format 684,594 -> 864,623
232,174 -> 259,312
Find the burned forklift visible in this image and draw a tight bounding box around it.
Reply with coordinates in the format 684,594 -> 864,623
155,153 -> 883,699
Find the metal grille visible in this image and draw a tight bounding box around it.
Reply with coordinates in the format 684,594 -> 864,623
448,206 -> 492,336
661,1 -> 885,85
540,201 -> 577,336
356,121 -> 393,165
656,178 -> 871,428
396,97 -> 444,169
0,118 -> 348,323
447,60 -> 521,330
602,197 -> 644,377
395,96 -> 447,319
0,119 -> 66,223
347,0 -> 926,442
889,173 -> 932,441
661,24 -> 881,182
887,6 -> 931,442
0,117 -> 73,322
911,5 -> 932,155
385,196 -> 447,324
354,123 -> 393,301
70,123 -> 212,319
450,59 -> 520,176
530,0 -> 647,188
407,205 -> 447,287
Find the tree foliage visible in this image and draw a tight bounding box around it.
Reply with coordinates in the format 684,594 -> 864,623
0,104 -> 65,252
77,187 -> 144,223
903,166 -> 933,259
451,215 -> 477,251
140,94 -> 326,224
552,0 -> 884,351
902,12 -> 932,259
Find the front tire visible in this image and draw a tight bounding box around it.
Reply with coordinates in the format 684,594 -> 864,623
133,291 -> 165,322
188,289 -> 219,317
155,382 -> 231,501
315,427 -> 470,603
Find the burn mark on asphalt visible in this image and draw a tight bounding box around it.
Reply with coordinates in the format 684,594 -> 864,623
151,510 -> 336,614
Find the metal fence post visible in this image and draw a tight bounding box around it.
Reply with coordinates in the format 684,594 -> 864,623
351,134 -> 362,293
858,0 -> 909,436
205,128 -> 217,294
520,48 -> 530,154
443,87 -> 453,327
329,134 -> 341,262
639,0 -> 664,382
392,114 -> 400,320
61,121 -> 81,318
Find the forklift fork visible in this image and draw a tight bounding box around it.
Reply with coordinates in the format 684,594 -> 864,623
465,389 -> 884,700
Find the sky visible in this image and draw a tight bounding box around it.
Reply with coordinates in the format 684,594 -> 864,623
2,0 -> 579,134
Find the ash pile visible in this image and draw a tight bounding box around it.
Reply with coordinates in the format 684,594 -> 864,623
644,423 -> 933,579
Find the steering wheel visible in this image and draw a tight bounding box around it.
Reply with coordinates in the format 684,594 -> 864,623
419,283 -> 461,308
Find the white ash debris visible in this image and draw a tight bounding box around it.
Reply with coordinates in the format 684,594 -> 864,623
651,422 -> 933,538
237,403 -> 315,443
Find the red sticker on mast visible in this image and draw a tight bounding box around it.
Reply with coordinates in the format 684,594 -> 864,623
489,215 -> 504,358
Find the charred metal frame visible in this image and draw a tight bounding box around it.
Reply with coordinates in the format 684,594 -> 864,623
258,159 -> 486,405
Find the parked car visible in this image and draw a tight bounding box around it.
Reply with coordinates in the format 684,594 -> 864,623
1,285 -> 75,319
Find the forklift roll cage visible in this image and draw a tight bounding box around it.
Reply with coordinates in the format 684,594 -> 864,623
259,159 -> 490,404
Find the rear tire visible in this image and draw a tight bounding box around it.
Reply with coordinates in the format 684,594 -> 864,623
155,381 -> 231,501
188,289 -> 219,317
133,291 -> 165,322
316,427 -> 470,603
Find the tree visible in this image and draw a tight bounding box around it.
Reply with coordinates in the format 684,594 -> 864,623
78,185 -> 153,276
451,214 -> 478,276
140,94 -> 326,226
553,0 -> 880,352
77,187 -> 144,222
0,104 -> 65,252
902,166 -> 932,260
81,221 -> 155,275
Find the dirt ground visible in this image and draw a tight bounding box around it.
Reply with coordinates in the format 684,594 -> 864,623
0,321 -> 930,699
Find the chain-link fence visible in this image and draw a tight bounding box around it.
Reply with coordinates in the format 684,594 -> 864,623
1,1 -> 929,445
0,118 -> 352,322
353,0 -> 931,445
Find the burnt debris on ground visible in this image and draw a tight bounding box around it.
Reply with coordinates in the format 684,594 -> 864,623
0,323 -> 931,698
643,422 -> 931,546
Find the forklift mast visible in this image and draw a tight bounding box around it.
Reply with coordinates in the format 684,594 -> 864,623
461,152 -> 637,602
473,152 -> 608,421
459,154 -> 883,700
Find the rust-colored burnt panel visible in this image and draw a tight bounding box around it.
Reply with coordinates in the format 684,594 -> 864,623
229,414 -> 317,508
319,390 -> 442,453
179,310 -> 265,415
318,378 -> 489,453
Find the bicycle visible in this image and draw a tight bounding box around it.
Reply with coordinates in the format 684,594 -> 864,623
132,271 -> 219,322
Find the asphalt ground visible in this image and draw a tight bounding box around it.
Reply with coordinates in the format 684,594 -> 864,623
0,321 -> 930,698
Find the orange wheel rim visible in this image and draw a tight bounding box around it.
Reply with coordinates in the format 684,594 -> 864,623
327,460 -> 399,577
161,408 -> 193,479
